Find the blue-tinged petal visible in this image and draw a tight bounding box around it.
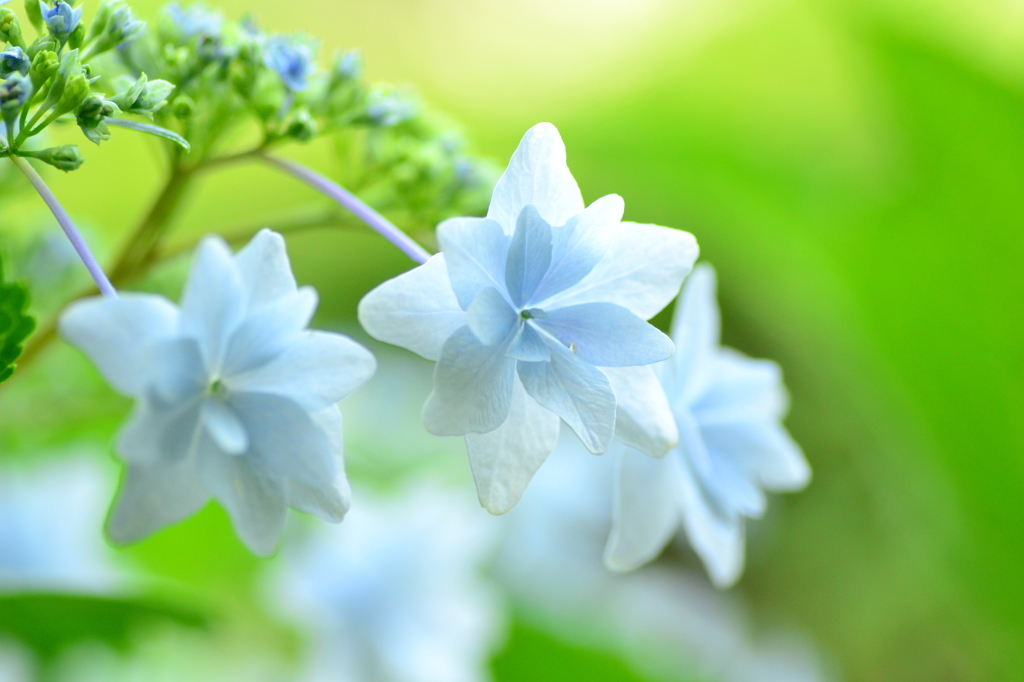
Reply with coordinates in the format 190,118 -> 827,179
677,453 -> 745,588
230,393 -> 339,487
517,341 -> 616,454
116,396 -> 201,465
487,122 -> 584,232
504,205 -> 553,307
546,222 -> 698,320
234,229 -> 298,309
507,323 -> 550,361
602,365 -> 678,457
697,444 -> 767,519
228,331 -> 376,413
604,444 -> 681,572
701,420 -> 809,492
142,337 -> 207,406
107,456 -> 210,546
465,378 -> 560,514
180,237 -> 247,372
220,287 -> 318,377
358,254 -> 465,362
671,264 -> 720,401
535,302 -> 674,367
436,217 -> 511,309
285,406 -> 350,523
58,293 -> 179,397
201,400 -> 249,455
531,194 -> 624,305
693,349 -> 788,423
466,287 -> 518,346
422,326 -> 517,436
198,447 -> 287,557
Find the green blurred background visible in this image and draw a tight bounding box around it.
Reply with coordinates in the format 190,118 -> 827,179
4,0 -> 1024,680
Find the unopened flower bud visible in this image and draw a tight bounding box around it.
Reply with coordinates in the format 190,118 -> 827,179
0,9 -> 26,49
264,35 -> 315,92
0,72 -> 31,112
66,19 -> 85,50
110,72 -> 174,118
24,0 -> 44,33
285,107 -> 317,142
31,144 -> 85,171
82,0 -> 145,60
26,34 -> 60,59
171,94 -> 194,119
29,50 -> 58,87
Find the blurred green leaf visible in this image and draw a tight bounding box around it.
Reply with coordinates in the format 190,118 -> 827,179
0,593 -> 211,660
0,260 -> 35,385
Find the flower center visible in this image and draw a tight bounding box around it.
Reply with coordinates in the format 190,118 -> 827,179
208,378 -> 229,399
519,307 -> 547,321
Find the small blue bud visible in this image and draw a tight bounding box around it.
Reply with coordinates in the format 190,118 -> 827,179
0,72 -> 31,111
0,46 -> 30,76
164,2 -> 222,41
264,35 -> 315,92
40,1 -> 82,41
364,88 -> 417,127
333,49 -> 362,82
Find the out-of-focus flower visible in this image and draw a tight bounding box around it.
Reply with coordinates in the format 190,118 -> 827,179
0,46 -> 29,76
359,123 -> 696,514
0,457 -> 123,592
497,434 -> 831,682
264,35 -> 315,92
163,2 -> 223,40
0,639 -> 33,682
605,264 -> 811,586
59,230 -> 376,555
270,484 -> 503,682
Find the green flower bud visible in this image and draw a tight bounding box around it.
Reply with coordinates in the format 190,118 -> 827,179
0,9 -> 27,49
24,0 -> 44,33
285,107 -> 317,142
29,50 -> 59,87
109,72 -> 174,118
53,71 -> 89,117
67,20 -> 85,50
27,35 -> 60,59
81,0 -> 145,61
29,144 -> 85,171
171,94 -> 194,119
75,93 -> 119,145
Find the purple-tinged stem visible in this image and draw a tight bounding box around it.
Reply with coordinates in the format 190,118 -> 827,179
10,155 -> 117,298
261,153 -> 431,264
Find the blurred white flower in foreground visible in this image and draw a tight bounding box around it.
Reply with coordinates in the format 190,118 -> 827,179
0,457 -> 123,592
0,639 -> 32,682
360,122 -> 696,514
269,484 -> 503,682
60,230 -> 376,555
606,264 -> 811,586
498,433 -> 831,682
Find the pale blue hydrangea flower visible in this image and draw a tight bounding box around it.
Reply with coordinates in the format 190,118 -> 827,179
0,457 -> 124,592
270,484 -> 502,682
359,123 -> 697,514
40,1 -> 83,40
264,35 -> 316,92
59,230 -> 376,556
164,2 -> 223,40
604,264 -> 811,586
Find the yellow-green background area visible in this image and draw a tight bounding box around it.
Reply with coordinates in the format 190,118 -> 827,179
3,0 -> 1024,680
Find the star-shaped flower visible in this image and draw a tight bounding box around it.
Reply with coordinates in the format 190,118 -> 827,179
604,264 -> 811,586
59,230 -> 376,555
359,123 -> 697,514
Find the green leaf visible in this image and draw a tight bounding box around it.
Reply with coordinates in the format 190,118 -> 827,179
0,593 -> 211,659
0,260 -> 35,385
106,118 -> 191,151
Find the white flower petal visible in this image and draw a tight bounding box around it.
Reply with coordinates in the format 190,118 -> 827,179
604,445 -> 681,572
198,447 -> 287,556
465,378 -> 560,514
546,222 -> 698,320
504,204 -> 553,307
517,341 -> 617,454
532,193 -> 624,304
201,399 -> 249,455
603,365 -> 678,457
230,392 -> 338,487
143,337 -> 207,405
487,122 -> 584,232
107,456 -> 210,545
672,264 -> 721,400
180,236 -> 246,371
536,302 -> 674,367
117,394 -> 204,465
220,287 -> 318,376
58,293 -> 179,396
423,326 -> 517,436
234,228 -> 298,308
229,330 -> 376,412
702,420 -> 810,492
466,287 -> 518,347
436,216 -> 511,309
694,349 -> 788,423
285,407 -> 351,523
357,254 -> 465,362
678,455 -> 746,589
